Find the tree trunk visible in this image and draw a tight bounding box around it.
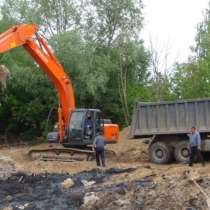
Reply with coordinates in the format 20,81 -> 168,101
118,53 -> 129,126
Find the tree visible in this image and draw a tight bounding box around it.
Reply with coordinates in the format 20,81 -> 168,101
0,17 -> 57,140
0,0 -> 151,140
172,4 -> 210,100
194,4 -> 210,59
172,61 -> 210,99
81,0 -> 143,45
110,37 -> 150,125
2,0 -> 80,37
51,31 -> 113,106
0,48 -> 57,140
147,38 -> 174,101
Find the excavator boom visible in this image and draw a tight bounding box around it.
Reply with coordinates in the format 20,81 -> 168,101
0,24 -> 75,141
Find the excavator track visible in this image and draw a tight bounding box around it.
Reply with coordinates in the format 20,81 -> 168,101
27,147 -> 117,162
27,147 -> 94,161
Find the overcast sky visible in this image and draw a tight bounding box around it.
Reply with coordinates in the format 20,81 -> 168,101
142,0 -> 209,70
0,0 -> 209,70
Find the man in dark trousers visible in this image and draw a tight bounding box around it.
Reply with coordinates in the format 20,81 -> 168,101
93,129 -> 105,167
188,126 -> 205,167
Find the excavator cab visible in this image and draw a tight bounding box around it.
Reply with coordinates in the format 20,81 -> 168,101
63,109 -> 119,147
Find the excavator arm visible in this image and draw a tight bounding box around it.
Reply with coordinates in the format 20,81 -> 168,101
0,24 -> 75,141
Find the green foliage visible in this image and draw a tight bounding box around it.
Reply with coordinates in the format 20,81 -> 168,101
172,4 -> 210,101
0,0 -> 151,140
5,0 -> 210,140
0,47 -> 56,139
83,0 -> 143,45
51,31 -> 113,102
172,61 -> 210,99
0,18 -> 57,139
2,0 -> 80,36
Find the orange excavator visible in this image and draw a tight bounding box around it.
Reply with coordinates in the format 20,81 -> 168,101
0,24 -> 119,151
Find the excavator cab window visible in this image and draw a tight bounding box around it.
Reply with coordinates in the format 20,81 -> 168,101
67,110 -> 95,145
65,110 -> 106,146
95,111 -> 104,134
69,111 -> 84,141
84,111 -> 94,140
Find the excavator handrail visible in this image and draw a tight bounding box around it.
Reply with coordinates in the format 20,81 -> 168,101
0,24 -> 75,141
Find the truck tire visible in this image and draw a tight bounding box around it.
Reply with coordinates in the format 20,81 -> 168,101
149,142 -> 173,164
174,141 -> 189,163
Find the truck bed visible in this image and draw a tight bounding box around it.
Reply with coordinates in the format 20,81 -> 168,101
129,98 -> 210,138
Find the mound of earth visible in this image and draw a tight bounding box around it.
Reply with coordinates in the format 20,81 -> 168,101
107,127 -> 149,162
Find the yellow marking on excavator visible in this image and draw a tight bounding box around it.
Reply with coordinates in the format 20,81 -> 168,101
10,42 -> 17,48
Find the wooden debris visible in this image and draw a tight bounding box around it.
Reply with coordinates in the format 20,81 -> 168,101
187,170 -> 210,210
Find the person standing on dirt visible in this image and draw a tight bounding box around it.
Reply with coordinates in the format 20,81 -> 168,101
93,129 -> 105,167
188,126 -> 205,167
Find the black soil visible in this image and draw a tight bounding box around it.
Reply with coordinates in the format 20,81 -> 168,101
0,168 -> 142,210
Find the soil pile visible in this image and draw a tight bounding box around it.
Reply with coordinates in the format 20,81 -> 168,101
82,169 -> 208,210
107,127 -> 149,162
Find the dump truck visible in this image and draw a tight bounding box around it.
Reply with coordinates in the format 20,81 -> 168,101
130,98 -> 210,164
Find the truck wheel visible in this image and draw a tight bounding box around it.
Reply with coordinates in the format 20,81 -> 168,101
174,141 -> 189,163
149,142 -> 173,164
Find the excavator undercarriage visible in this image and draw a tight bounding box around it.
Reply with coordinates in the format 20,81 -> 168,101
27,145 -> 116,162
27,146 -> 95,162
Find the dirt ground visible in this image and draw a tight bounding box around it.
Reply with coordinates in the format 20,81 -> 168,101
1,128 -> 210,209
0,127 -> 149,175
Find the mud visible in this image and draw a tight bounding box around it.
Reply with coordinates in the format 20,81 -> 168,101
1,167 -> 207,210
0,168 -> 140,210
